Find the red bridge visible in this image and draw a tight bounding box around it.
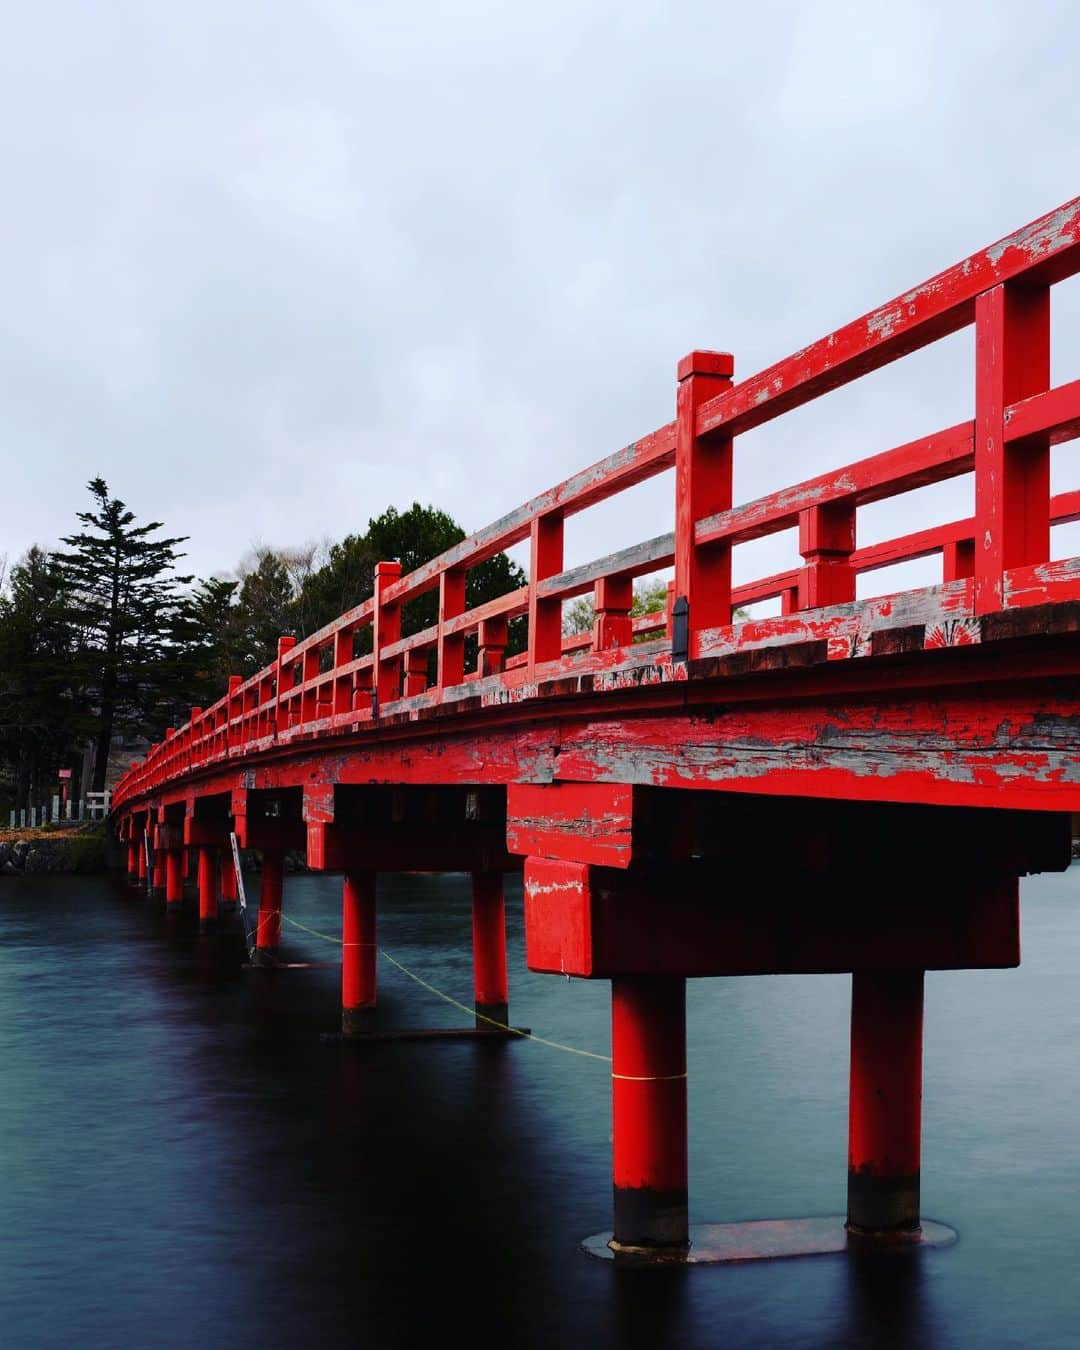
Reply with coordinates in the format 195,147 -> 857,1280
112,197 -> 1080,1262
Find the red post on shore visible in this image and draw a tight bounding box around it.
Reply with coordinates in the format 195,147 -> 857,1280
197,846 -> 218,935
254,850 -> 285,965
471,872 -> 508,1028
342,870 -> 376,1034
610,976 -> 689,1251
847,970 -> 925,1237
165,850 -> 183,913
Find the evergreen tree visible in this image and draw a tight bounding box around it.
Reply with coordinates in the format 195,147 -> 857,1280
164,576 -> 243,716
233,549 -> 296,673
295,534 -> 375,638
0,547 -> 88,807
303,507 -> 526,648
55,478 -> 191,791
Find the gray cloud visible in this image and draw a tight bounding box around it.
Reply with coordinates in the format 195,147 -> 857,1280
2,0 -> 1078,601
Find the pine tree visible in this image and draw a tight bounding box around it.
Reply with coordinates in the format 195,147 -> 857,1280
55,478 -> 191,791
0,546 -> 88,808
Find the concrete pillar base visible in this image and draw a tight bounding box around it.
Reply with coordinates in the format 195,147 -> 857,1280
475,1000 -> 509,1030
583,1216 -> 955,1265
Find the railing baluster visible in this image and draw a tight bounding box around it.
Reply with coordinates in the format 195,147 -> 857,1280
974,282 -> 1051,614
528,513 -> 564,674
593,576 -> 632,651
675,351 -> 735,657
478,617 -> 508,677
942,538 -> 975,583
374,561 -> 402,709
798,501 -> 856,609
276,636 -> 296,734
438,568 -> 466,690
404,650 -> 428,696
333,630 -> 354,715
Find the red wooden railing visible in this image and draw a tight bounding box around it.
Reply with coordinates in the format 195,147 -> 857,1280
113,198 -> 1080,809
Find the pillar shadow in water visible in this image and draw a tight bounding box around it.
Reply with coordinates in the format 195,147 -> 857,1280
608,1267 -> 689,1350
840,1244 -> 943,1349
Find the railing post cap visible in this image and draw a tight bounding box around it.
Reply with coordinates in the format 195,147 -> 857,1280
277,635 -> 297,657
677,350 -> 734,382
375,559 -> 403,579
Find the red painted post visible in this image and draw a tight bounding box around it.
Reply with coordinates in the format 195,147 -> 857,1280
943,537 -> 976,583
342,869 -> 376,1034
799,500 -> 856,609
973,282 -> 1051,614
847,970 -> 924,1237
197,846 -> 218,935
471,872 -> 508,1027
438,568 -> 466,690
610,976 -> 689,1251
165,849 -> 184,913
220,851 -> 238,914
300,646 -> 320,723
226,675 -> 242,748
255,850 -> 284,964
403,650 -> 428,697
152,847 -> 166,897
478,617 -> 508,678
126,841 -> 138,882
333,630 -> 354,715
137,838 -> 147,885
593,576 -> 633,651
374,561 -> 402,709
528,512 -> 564,673
275,635 -> 297,731
674,351 -> 735,655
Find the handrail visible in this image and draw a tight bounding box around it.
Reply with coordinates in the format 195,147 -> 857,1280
112,196 -> 1080,810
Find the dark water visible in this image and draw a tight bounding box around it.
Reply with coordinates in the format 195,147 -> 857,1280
1,865 -> 1079,1348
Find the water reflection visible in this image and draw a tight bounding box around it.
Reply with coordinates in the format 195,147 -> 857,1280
0,868 -> 1077,1347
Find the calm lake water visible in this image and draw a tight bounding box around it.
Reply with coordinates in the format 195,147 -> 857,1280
1,863 -> 1079,1348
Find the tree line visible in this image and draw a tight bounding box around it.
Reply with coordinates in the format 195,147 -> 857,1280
0,479 -> 526,813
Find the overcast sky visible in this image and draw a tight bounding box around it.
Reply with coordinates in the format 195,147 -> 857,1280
3,1 -> 1079,604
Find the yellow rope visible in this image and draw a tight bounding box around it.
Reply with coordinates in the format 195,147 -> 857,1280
276,910 -> 611,1063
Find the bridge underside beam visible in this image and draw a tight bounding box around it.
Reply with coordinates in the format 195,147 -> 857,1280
522,857 -> 1023,978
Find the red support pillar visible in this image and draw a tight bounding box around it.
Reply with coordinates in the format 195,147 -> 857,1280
471,872 -> 508,1027
197,846 -> 218,935
220,851 -> 238,914
165,850 -> 184,913
152,849 -> 166,900
255,850 -> 284,965
342,869 -> 376,1034
847,970 -> 925,1238
136,837 -> 147,886
610,976 -> 689,1252
126,841 -> 138,882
